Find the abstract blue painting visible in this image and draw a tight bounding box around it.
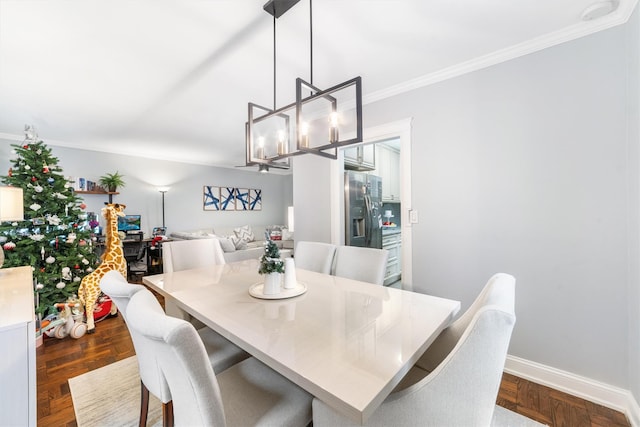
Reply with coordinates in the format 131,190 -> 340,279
236,188 -> 249,210
220,187 -> 236,211
249,189 -> 262,210
203,186 -> 220,211
204,186 -> 262,211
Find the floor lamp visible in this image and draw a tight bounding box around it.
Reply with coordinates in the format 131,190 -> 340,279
157,187 -> 169,229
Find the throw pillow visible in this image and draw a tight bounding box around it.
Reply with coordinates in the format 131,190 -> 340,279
229,234 -> 247,250
234,225 -> 254,242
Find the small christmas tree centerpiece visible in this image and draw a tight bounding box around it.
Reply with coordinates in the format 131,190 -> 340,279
258,235 -> 284,295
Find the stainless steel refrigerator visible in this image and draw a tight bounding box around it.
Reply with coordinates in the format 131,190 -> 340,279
345,171 -> 383,249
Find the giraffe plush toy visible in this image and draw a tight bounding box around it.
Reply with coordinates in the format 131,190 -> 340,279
78,203 -> 127,333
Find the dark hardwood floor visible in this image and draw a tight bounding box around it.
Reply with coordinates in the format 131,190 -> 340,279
36,304 -> 631,427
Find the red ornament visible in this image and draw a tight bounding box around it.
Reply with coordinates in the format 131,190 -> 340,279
74,264 -> 80,269
40,267 -> 45,273
23,145 -> 29,149
79,203 -> 87,210
8,168 -> 12,177
31,176 -> 37,182
43,166 -> 49,173
73,223 -> 78,228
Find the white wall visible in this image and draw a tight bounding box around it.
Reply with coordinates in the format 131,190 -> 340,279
293,14 -> 636,393
0,141 -> 293,236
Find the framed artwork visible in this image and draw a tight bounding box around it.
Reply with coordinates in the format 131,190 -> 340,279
236,188 -> 249,210
203,186 -> 220,211
249,189 -> 262,210
220,187 -> 236,211
204,186 -> 262,211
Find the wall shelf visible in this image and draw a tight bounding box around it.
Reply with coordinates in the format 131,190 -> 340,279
75,190 -> 119,203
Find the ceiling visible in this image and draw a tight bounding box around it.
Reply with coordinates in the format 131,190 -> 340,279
0,0 -> 635,170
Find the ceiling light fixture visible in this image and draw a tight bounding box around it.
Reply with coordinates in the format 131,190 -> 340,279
245,0 -> 363,170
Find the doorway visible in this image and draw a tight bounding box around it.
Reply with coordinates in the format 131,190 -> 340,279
330,118 -> 413,290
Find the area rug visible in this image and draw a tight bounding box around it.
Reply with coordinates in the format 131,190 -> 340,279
69,356 -> 162,427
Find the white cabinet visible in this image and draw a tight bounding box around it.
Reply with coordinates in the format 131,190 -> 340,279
376,145 -> 401,202
0,266 -> 36,427
344,144 -> 376,171
382,232 -> 402,285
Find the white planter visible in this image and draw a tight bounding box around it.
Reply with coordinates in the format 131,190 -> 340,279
263,272 -> 282,295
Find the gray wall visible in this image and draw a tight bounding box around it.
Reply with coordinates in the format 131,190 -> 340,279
628,6 -> 640,401
0,141 -> 293,236
293,14 -> 637,392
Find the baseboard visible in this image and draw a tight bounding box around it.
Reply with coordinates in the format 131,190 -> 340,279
505,355 -> 640,427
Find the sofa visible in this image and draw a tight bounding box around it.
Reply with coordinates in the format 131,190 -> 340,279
170,225 -> 293,263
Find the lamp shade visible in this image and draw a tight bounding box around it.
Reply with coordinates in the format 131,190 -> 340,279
0,186 -> 24,221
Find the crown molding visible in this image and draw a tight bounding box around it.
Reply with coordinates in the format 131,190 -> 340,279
364,0 -> 639,106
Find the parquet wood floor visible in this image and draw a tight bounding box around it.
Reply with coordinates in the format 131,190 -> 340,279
36,301 -> 631,427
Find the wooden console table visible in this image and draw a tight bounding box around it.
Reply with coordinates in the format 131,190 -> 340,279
0,266 -> 36,426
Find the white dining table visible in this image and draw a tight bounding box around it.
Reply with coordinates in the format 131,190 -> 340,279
142,258 -> 460,424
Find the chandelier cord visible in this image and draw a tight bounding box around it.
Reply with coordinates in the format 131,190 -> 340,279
273,14 -> 277,110
310,0 -> 313,85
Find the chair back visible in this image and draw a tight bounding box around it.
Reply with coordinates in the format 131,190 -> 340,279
99,271 -> 172,404
294,241 -> 336,274
332,245 -> 389,285
127,289 -> 226,426
163,238 -> 225,273
390,273 -> 516,426
415,273 -> 514,373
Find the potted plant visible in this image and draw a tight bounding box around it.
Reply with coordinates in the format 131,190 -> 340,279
259,237 -> 285,295
99,172 -> 126,192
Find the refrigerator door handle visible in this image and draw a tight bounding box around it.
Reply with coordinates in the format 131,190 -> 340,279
364,194 -> 372,247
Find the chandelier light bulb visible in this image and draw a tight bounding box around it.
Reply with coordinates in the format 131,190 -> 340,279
329,112 -> 339,143
257,137 -> 265,159
277,130 -> 286,155
300,122 -> 310,148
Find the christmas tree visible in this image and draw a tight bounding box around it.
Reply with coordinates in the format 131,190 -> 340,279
0,126 -> 98,316
258,236 -> 285,275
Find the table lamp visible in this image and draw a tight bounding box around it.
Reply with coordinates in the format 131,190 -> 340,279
0,186 -> 24,269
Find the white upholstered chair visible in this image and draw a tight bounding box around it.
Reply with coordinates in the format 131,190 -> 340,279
162,238 -> 225,324
331,245 -> 389,286
312,273 -> 544,426
294,241 -> 337,274
162,238 -> 225,273
126,288 -> 313,427
99,270 -> 249,427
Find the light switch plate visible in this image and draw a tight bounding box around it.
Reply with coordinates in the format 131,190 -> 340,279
409,209 -> 419,224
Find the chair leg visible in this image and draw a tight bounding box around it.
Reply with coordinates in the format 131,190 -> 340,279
139,380 -> 149,427
163,401 -> 174,427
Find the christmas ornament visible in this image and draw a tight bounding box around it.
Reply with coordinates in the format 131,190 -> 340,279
79,203 -> 86,209
47,177 -> 54,184
35,283 -> 44,290
30,203 -> 41,211
31,176 -> 37,182
3,242 -> 16,250
45,256 -> 55,264
8,168 -> 12,177
74,264 -> 80,269
56,282 -> 66,289
33,184 -> 43,193
43,164 -> 49,173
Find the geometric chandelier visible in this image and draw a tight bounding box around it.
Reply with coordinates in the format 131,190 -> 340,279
245,0 -> 363,172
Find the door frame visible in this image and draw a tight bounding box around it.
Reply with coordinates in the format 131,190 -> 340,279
330,118 -> 414,289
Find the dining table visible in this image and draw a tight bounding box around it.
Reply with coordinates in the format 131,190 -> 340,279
142,258 -> 460,424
